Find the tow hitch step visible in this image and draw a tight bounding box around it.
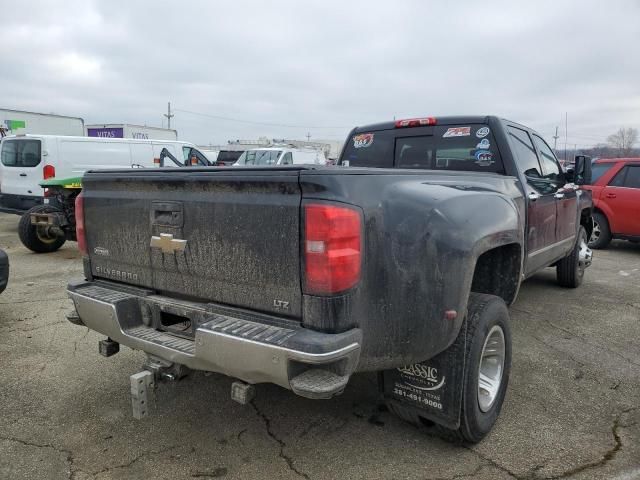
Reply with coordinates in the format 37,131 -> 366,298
130,371 -> 154,420
231,381 -> 256,405
98,338 -> 119,357
128,356 -> 189,419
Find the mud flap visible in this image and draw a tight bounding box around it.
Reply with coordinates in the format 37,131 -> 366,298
380,320 -> 467,430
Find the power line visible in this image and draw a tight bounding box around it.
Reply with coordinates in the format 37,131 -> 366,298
173,108 -> 351,130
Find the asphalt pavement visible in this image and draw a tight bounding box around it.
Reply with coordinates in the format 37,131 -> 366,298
0,212 -> 638,480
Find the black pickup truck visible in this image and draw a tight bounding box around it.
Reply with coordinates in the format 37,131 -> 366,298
66,116 -> 593,443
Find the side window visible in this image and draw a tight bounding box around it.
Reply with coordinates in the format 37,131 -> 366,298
609,167 -> 627,187
281,152 -> 293,165
623,166 -> 640,188
507,127 -> 542,178
243,151 -> 257,165
267,150 -> 280,164
591,163 -> 615,183
182,146 -> 191,162
532,135 -> 562,182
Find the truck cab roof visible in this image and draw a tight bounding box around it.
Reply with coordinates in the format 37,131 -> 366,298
352,115 -> 527,133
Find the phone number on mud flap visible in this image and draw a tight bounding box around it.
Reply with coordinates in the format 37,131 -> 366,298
393,387 -> 443,410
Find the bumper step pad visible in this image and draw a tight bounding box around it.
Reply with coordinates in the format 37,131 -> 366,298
201,316 -> 296,346
290,369 -> 349,399
126,326 -> 195,355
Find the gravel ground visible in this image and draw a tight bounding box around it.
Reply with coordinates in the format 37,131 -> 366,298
0,212 -> 638,480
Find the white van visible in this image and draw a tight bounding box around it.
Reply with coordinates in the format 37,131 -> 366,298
233,147 -> 327,166
0,135 -> 208,214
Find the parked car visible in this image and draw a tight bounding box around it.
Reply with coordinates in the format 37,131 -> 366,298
66,116 -> 592,443
233,147 -> 326,166
583,158 -> 640,248
0,135 -> 208,215
0,249 -> 8,294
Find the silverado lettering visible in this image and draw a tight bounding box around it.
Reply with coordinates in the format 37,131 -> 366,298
95,266 -> 139,281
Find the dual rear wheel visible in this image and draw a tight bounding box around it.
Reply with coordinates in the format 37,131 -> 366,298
387,293 -> 512,443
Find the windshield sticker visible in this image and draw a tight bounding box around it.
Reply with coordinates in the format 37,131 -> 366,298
474,150 -> 494,166
476,138 -> 490,149
342,160 -> 350,167
443,127 -> 471,138
353,133 -> 374,149
476,127 -> 490,138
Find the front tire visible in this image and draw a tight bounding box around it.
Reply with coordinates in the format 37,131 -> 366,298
387,293 -> 512,444
557,226 -> 591,288
588,213 -> 611,249
18,205 -> 67,253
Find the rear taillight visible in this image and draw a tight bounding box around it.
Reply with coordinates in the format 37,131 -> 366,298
75,193 -> 87,255
43,165 -> 55,179
304,203 -> 362,295
394,117 -> 437,128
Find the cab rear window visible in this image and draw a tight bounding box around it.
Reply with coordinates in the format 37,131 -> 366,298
1,139 -> 42,168
341,125 -> 504,173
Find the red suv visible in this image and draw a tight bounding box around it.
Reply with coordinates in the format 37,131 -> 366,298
584,158 -> 640,248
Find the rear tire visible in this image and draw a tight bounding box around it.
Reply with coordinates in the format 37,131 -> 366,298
557,226 -> 590,288
387,293 -> 512,444
18,205 -> 67,253
588,213 -> 611,249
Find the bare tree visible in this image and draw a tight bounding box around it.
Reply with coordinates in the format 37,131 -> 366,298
607,127 -> 638,157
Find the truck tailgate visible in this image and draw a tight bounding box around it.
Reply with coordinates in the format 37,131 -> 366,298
82,169 -> 303,317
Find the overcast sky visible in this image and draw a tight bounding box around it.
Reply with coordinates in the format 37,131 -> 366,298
3,0 -> 639,149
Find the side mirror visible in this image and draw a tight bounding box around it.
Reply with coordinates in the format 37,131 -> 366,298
572,155 -> 592,185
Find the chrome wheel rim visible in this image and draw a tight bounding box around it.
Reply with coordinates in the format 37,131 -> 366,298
578,235 -> 592,270
589,221 -> 601,245
478,325 -> 505,413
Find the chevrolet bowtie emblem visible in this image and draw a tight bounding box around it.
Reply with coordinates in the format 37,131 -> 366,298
150,233 -> 187,254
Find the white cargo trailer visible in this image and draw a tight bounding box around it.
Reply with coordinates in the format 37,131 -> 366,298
0,108 -> 84,137
86,124 -> 178,141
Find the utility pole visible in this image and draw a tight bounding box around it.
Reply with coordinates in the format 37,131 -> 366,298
564,112 -> 568,160
164,102 -> 174,129
306,132 -> 311,142
553,126 -> 559,151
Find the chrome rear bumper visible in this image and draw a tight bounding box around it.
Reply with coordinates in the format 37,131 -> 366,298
67,280 -> 361,399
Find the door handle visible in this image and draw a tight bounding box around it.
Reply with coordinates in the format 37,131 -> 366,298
605,193 -> 617,199
19,173 -> 27,177
528,192 -> 541,201
554,192 -> 565,199
150,201 -> 184,227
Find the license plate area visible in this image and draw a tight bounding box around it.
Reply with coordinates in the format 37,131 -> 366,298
160,311 -> 192,337
140,299 -> 208,339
